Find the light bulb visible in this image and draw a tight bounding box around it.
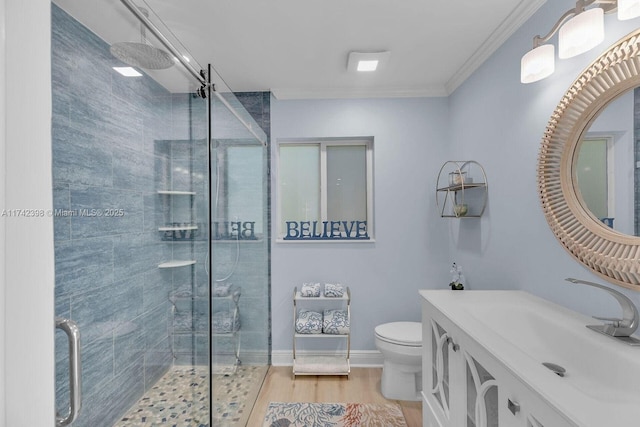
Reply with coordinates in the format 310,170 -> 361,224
559,7 -> 604,59
521,44 -> 555,83
618,0 -> 640,20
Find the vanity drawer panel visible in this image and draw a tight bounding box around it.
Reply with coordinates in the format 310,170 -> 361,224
494,368 -> 577,427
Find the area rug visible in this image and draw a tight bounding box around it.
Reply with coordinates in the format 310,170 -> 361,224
262,402 -> 408,427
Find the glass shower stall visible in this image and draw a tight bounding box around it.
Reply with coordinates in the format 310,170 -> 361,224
52,1 -> 270,425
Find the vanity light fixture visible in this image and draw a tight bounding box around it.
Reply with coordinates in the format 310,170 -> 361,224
521,0 -> 640,84
347,51 -> 390,72
112,66 -> 143,77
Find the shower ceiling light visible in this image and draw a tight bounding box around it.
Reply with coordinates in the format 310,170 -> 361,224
357,60 -> 379,72
113,66 -> 143,77
347,51 -> 390,72
521,0 -> 637,84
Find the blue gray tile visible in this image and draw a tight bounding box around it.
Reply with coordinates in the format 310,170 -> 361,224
113,233 -> 158,282
54,236 -> 114,298
113,147 -> 155,192
70,187 -> 144,239
52,121 -> 113,187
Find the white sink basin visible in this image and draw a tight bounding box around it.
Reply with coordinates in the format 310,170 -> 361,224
467,299 -> 640,401
420,290 -> 640,426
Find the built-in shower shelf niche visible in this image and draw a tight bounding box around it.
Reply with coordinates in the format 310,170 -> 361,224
158,260 -> 196,268
158,190 -> 198,237
157,190 -> 196,195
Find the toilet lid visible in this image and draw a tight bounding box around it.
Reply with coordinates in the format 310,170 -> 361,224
375,321 -> 422,346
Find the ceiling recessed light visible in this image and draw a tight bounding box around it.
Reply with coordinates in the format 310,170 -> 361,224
347,51 -> 390,73
357,60 -> 379,72
112,66 -> 142,77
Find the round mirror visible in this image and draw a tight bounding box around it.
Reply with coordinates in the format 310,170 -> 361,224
538,29 -> 640,290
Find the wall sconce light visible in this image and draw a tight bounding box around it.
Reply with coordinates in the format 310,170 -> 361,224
521,0 -> 640,83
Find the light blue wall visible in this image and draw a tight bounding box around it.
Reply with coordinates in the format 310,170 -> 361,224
448,0 -> 640,317
271,97 -> 451,352
271,1 -> 640,353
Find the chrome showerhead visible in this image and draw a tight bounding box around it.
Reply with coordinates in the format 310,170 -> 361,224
110,7 -> 174,70
110,41 -> 174,70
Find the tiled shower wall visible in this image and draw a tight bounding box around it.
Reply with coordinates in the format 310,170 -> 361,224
52,5 -> 206,426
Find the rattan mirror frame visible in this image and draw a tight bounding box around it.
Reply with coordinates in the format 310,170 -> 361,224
538,29 -> 640,290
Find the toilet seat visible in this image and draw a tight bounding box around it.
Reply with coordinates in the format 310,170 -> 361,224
375,321 -> 422,347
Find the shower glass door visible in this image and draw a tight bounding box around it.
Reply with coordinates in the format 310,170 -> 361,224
209,92 -> 271,426
52,1 -> 210,425
53,1 -> 270,425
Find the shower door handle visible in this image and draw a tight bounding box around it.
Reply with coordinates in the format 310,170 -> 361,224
55,317 -> 82,426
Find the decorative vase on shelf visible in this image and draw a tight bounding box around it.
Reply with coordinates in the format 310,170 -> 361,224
453,204 -> 468,217
448,171 -> 467,186
449,262 -> 465,290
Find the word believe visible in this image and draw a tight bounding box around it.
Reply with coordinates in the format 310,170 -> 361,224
284,220 -> 369,240
213,221 -> 256,240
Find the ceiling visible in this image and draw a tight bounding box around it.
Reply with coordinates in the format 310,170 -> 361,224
53,0 -> 547,99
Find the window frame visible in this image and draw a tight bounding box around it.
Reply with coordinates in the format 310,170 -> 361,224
275,137 -> 374,242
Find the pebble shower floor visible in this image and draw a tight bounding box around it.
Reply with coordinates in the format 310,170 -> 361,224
114,365 -> 268,427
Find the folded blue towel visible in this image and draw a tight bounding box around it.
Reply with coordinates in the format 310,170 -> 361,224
300,282 -> 321,297
296,309 -> 322,334
324,283 -> 345,297
323,309 -> 349,334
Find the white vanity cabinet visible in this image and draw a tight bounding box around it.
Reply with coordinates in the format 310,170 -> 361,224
422,293 -> 575,427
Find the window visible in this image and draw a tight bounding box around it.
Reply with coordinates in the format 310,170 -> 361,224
277,138 -> 373,241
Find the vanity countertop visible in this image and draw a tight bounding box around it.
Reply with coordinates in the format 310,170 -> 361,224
420,290 -> 640,427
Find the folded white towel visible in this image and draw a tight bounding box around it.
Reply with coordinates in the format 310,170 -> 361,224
323,309 -> 349,334
213,282 -> 232,297
324,283 -> 344,297
300,282 -> 321,297
296,309 -> 323,334
212,310 -> 240,333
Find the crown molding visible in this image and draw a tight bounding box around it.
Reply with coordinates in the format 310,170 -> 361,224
445,0 -> 547,95
271,85 -> 448,100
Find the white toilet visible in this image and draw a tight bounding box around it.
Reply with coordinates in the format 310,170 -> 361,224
374,321 -> 423,401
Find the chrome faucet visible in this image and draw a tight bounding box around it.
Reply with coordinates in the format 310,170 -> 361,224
566,278 -> 640,345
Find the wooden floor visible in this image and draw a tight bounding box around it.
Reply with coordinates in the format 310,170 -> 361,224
246,366 -> 422,426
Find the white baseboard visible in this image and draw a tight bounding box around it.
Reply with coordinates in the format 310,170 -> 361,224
271,350 -> 383,367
